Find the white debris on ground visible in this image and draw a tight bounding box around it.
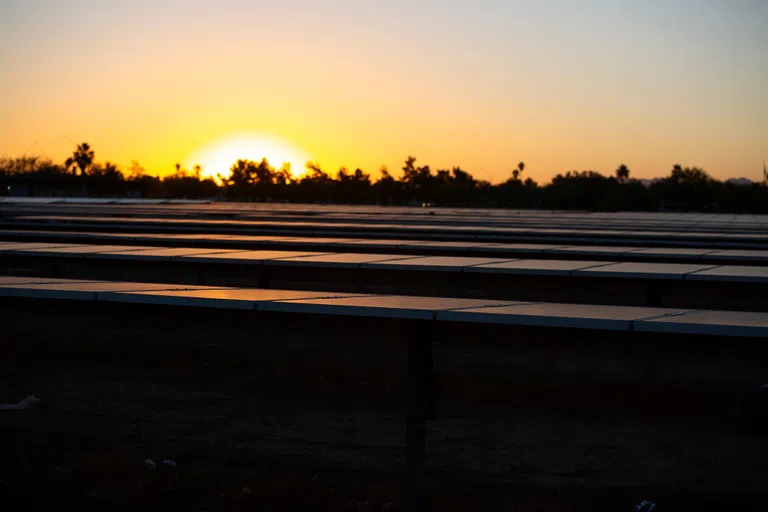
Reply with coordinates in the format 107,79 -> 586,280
636,500 -> 657,512
144,458 -> 156,470
0,395 -> 39,410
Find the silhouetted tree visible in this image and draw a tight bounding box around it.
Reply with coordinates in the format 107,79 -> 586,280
669,165 -> 711,186
653,165 -> 715,210
400,156 -> 434,203
296,162 -> 334,203
1,156 -> 66,176
223,159 -> 275,198
512,161 -> 525,180
616,164 -> 630,183
89,161 -> 122,179
542,170 -> 618,210
274,164 -> 293,185
335,167 -> 372,203
226,159 -> 251,189
127,160 -> 146,179
5,150 -> 768,212
65,143 -> 95,176
373,166 -> 401,205
451,167 -> 475,187
163,163 -> 217,198
401,156 -> 419,183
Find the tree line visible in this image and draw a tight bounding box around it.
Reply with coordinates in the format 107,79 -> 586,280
2,142 -> 766,212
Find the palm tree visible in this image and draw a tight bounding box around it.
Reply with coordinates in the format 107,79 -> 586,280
616,164 -> 630,183
66,143 -> 95,176
512,161 -> 525,180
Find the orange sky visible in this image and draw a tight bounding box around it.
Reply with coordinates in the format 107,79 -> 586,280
1,1 -> 766,183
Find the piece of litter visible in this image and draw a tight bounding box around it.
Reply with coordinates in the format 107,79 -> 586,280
760,384 -> 768,389
242,486 -> 252,497
162,459 -> 176,468
144,458 -> 156,470
636,500 -> 657,512
0,395 -> 40,410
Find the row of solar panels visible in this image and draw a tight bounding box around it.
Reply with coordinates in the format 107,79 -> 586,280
5,209 -> 768,235
3,199 -> 766,230
2,242 -> 766,282
5,217 -> 768,250
0,198 -> 213,205
3,230 -> 768,264
1,276 -> 765,337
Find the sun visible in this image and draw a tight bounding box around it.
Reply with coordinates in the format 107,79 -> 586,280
185,133 -> 312,181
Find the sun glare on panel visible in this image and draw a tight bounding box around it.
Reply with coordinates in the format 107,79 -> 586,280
185,134 -> 312,180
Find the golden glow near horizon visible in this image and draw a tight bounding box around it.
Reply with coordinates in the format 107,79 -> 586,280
1,1 -> 766,184
184,134 -> 313,180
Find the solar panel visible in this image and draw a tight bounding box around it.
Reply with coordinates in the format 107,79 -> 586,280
0,242 -> 82,253
402,241 -> 492,252
438,303 -> 691,331
363,256 -> 516,272
268,253 -> 422,268
260,295 -> 524,320
179,250 -> 330,264
5,244 -> 153,256
0,276 -> 96,285
686,265 -> 768,283
0,281 -> 218,300
342,239 -> 421,247
629,248 -> 718,258
702,250 -> 768,262
466,259 -> 611,275
101,288 -> 367,310
634,310 -> 768,337
572,262 -> 716,280
548,246 -> 642,256
90,248 -> 235,260
478,243 -> 565,254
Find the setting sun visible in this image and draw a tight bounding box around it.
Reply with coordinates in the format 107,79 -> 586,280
185,134 -> 312,181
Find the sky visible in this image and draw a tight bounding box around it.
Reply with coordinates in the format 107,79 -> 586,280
1,0 -> 766,183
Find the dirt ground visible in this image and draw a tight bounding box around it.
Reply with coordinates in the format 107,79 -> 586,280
2,301 -> 768,510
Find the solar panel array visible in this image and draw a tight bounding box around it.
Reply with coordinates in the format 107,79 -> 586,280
1,276 -> 766,336
2,202 -> 767,334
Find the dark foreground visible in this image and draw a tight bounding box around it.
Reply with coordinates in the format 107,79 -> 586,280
2,300 -> 768,511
